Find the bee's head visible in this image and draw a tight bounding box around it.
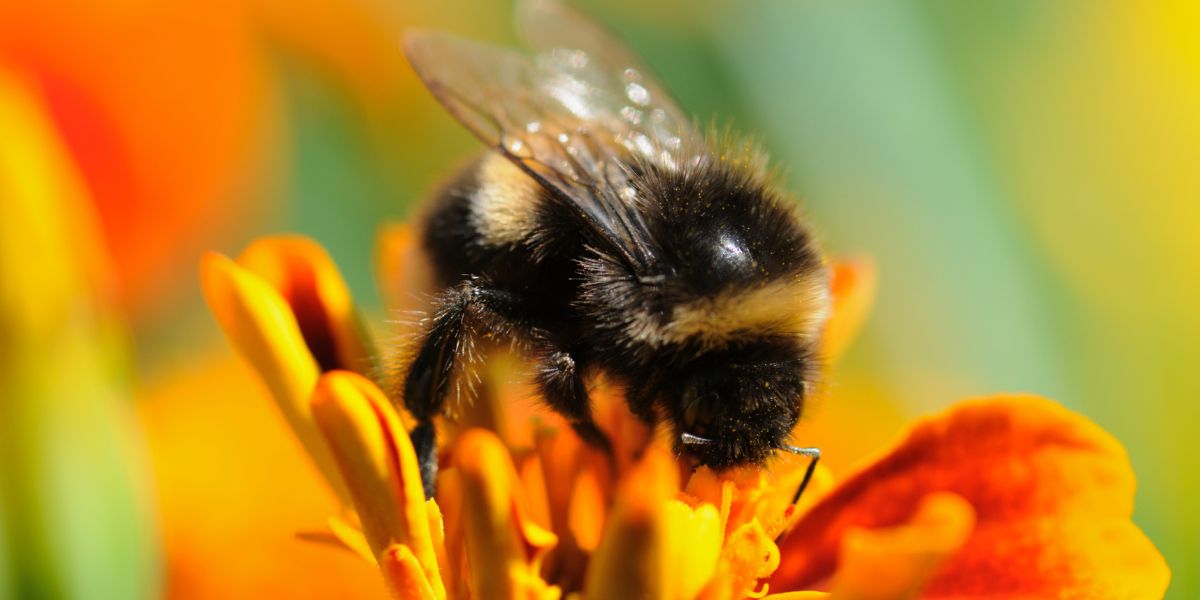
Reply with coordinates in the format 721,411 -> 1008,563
665,344 -> 812,469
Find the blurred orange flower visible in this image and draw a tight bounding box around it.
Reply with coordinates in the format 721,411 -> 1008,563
0,0 -> 426,310
0,0 -> 272,308
195,228 -> 1169,598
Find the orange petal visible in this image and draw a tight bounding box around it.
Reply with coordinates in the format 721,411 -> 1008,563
568,466 -> 608,552
425,498 -> 449,596
821,257 -> 876,362
434,467 -> 468,600
454,429 -> 560,600
310,371 -> 445,599
585,447 -> 723,600
534,427 -> 591,589
237,235 -> 375,375
200,251 -> 350,504
381,544 -> 438,600
772,395 -> 1170,598
589,380 -> 654,475
827,493 -> 974,600
517,453 -> 553,532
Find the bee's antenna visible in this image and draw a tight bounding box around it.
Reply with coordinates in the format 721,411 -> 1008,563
774,447 -> 822,545
785,446 -> 821,505
680,432 -> 714,446
783,445 -> 820,459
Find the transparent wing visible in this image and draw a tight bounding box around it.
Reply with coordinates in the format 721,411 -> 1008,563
403,2 -> 704,271
514,0 -> 695,148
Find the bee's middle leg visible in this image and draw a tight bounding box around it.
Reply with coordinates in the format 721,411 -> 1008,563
532,346 -> 613,455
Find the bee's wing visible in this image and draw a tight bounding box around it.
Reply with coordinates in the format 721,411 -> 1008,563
403,3 -> 703,271
513,0 -> 694,138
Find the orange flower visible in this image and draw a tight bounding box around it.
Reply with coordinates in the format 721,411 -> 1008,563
0,0 -> 270,308
200,227 -> 1169,598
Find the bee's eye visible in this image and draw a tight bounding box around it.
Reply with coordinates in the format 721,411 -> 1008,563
715,230 -> 753,271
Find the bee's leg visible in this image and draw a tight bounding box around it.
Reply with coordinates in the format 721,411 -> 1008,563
532,348 -> 613,455
626,384 -> 660,427
402,277 -> 529,498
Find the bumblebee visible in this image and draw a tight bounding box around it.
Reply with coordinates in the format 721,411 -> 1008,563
401,0 -> 830,497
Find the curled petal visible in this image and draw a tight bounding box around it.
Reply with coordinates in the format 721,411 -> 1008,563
821,257 -> 876,362
200,251 -> 350,504
236,235 -> 374,375
773,395 -> 1170,598
700,518 -> 779,600
454,429 -> 560,600
827,493 -> 974,600
311,371 -> 445,599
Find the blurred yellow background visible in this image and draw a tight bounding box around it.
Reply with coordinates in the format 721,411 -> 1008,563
0,0 -> 1194,597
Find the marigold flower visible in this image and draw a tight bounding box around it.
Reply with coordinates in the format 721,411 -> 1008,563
201,226 -> 1169,599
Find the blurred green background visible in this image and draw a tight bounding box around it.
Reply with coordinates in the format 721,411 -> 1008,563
1,0 -> 1194,597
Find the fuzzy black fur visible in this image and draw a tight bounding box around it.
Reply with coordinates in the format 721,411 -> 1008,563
404,149 -> 827,494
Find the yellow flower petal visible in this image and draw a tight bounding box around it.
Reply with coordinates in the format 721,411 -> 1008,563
200,251 -> 351,504
381,544 -> 438,600
454,429 -> 560,600
237,235 -> 375,375
585,447 -> 722,600
827,493 -> 974,600
310,370 -> 445,599
664,500 -> 723,599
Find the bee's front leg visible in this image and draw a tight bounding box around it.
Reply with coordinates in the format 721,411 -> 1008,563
402,277 -> 530,498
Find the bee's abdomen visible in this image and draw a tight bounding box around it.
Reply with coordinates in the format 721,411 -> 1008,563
418,153 -> 579,315
418,155 -> 488,289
